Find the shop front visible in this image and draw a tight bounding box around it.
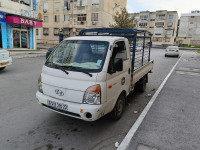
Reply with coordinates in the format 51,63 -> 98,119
0,13 -> 6,49
6,15 -> 42,49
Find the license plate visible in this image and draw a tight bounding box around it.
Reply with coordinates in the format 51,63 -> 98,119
0,62 -> 8,66
47,100 -> 68,111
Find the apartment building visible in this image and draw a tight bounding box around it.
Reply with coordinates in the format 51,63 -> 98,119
0,0 -> 42,49
36,0 -> 127,45
176,10 -> 200,46
131,10 -> 178,46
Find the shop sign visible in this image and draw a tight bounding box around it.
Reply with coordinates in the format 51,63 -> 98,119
6,16 -> 42,28
20,18 -> 37,26
33,0 -> 37,11
0,13 -> 5,22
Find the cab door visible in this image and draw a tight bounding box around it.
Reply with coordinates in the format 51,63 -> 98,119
106,40 -> 131,107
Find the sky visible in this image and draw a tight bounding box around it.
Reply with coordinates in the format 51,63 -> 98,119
127,0 -> 200,17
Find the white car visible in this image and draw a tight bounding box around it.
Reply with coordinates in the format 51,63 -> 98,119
0,49 -> 12,70
165,46 -> 179,57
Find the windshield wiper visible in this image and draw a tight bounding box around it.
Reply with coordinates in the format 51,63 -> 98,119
54,65 -> 69,75
66,66 -> 93,77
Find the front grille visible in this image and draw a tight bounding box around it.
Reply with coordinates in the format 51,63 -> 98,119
43,104 -> 81,118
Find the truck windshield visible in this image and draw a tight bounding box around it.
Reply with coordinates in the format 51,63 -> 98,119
45,40 -> 109,73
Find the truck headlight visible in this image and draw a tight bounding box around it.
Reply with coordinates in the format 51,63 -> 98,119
83,85 -> 101,105
38,75 -> 43,93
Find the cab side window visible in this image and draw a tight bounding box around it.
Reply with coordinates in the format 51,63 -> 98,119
115,41 -> 127,60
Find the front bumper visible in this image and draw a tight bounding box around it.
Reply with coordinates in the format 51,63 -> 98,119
0,57 -> 12,68
36,91 -> 107,121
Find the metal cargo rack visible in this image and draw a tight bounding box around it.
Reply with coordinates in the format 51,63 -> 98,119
79,28 -> 153,71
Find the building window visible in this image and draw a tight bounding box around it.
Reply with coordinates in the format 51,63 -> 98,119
44,2 -> 48,12
150,19 -> 155,21
19,0 -> 31,6
167,22 -> 173,27
157,15 -> 165,20
154,29 -> 163,35
153,37 -> 162,42
139,23 -> 147,28
77,0 -> 87,7
165,38 -> 170,42
63,28 -> 70,36
44,16 -> 48,23
54,2 -> 60,9
64,0 -> 71,10
92,0 -> 99,4
166,30 -> 172,35
43,28 -> 49,35
55,15 -> 60,22
64,15 -> 69,23
54,28 -> 59,36
169,15 -> 173,19
91,13 -> 98,21
190,22 -> 193,24
36,29 -> 39,36
155,22 -> 164,28
77,14 -> 86,24
191,16 -> 195,18
140,15 -> 148,20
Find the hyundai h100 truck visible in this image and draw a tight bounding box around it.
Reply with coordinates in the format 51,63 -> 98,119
36,28 -> 154,121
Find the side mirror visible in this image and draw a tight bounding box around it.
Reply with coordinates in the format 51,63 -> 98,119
114,58 -> 123,71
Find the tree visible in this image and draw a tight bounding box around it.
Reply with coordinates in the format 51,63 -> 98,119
110,8 -> 135,29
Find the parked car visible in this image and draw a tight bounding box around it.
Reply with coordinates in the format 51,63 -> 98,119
0,49 -> 12,70
165,46 -> 179,57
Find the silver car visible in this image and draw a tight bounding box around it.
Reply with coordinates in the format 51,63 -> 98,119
165,46 -> 179,57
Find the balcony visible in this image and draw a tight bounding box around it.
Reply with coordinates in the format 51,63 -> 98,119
77,21 -> 86,25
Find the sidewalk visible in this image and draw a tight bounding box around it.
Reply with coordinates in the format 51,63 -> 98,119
119,51 -> 200,150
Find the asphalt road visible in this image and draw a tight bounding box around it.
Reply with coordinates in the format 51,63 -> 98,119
0,49 -> 180,150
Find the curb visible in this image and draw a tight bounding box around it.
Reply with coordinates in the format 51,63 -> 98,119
12,54 -> 46,59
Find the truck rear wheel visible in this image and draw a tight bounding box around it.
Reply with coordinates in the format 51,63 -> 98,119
109,93 -> 125,120
135,75 -> 148,93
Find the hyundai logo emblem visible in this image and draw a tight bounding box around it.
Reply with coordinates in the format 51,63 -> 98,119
55,89 -> 64,96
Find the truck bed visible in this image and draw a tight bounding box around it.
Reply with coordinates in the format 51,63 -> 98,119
132,60 -> 154,85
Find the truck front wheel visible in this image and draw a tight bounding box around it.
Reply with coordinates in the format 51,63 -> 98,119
109,93 -> 125,120
0,67 -> 6,70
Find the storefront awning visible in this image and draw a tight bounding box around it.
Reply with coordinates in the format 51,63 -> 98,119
6,16 -> 42,28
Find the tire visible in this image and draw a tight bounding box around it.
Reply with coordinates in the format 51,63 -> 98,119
135,75 -> 147,93
109,93 -> 125,120
0,67 -> 6,70
136,82 -> 146,93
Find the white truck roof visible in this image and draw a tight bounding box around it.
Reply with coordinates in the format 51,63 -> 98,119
64,36 -> 127,43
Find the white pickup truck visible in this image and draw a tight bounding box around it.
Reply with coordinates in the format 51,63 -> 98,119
36,28 -> 154,121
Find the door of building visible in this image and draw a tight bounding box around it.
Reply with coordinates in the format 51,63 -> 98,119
12,29 -> 29,48
0,25 -> 2,48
